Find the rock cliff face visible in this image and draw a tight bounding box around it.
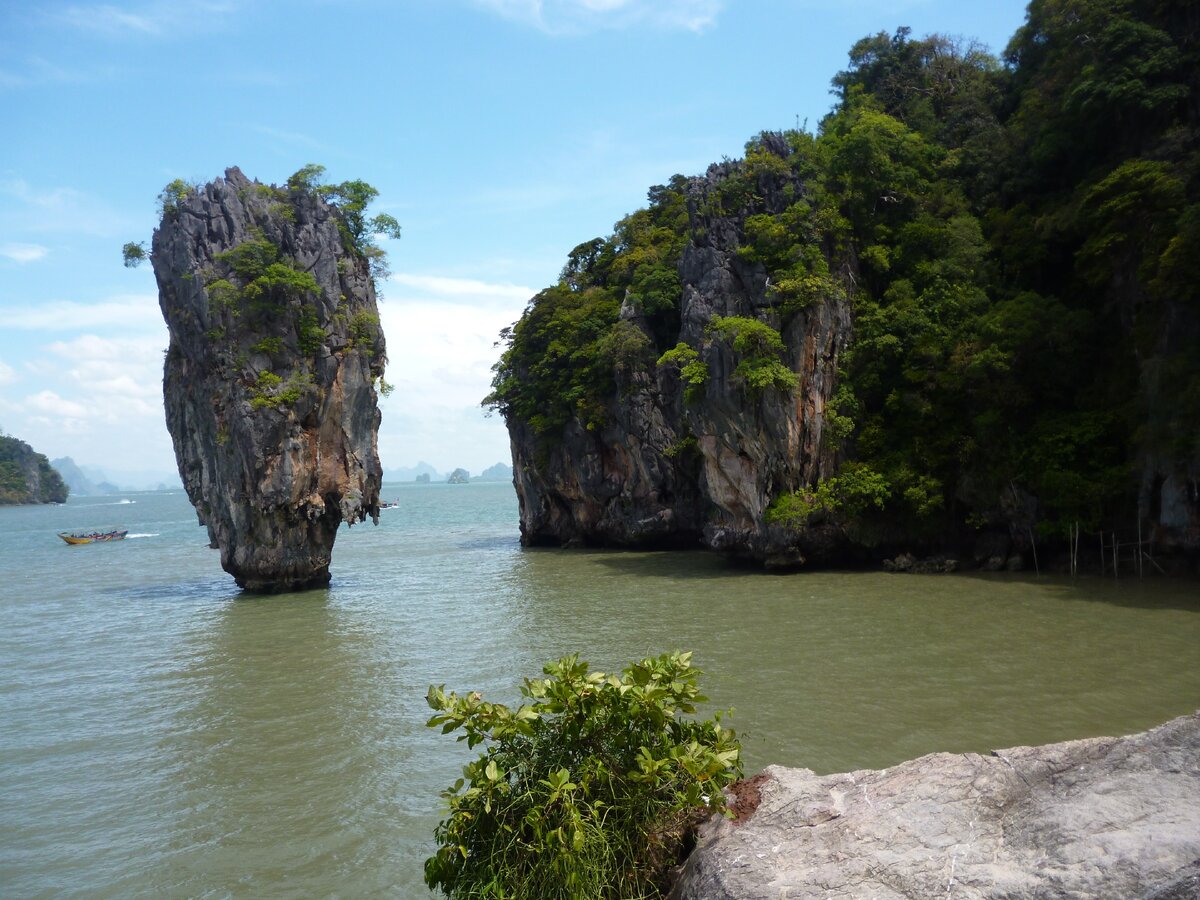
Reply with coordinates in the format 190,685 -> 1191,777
510,137 -> 851,565
152,167 -> 384,592
673,712 -> 1200,899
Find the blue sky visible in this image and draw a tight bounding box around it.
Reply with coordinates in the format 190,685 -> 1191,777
0,0 -> 1030,485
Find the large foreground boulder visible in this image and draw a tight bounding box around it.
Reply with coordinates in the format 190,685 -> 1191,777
673,713 -> 1200,899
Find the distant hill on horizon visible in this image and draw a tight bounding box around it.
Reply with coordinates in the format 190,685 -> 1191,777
475,462 -> 513,482
381,461 -> 514,484
52,457 -> 182,494
383,461 -> 444,482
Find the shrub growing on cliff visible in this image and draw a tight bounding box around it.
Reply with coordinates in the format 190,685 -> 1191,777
709,315 -> 799,396
425,651 -> 741,899
766,462 -> 890,529
657,342 -> 708,403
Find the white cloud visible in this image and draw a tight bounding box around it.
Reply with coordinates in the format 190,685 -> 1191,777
0,243 -> 48,263
472,0 -> 721,33
387,273 -> 534,304
374,272 -> 530,470
2,293 -> 163,331
47,334 -> 166,406
25,389 -> 90,419
0,360 -> 16,386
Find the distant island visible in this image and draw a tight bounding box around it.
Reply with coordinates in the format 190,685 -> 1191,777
52,457 -> 122,496
50,457 -> 182,494
477,462 -> 513,482
382,462 -> 513,484
384,461 -> 443,482
0,434 -> 68,504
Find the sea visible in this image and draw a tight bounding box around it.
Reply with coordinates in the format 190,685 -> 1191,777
2,482 -> 1198,896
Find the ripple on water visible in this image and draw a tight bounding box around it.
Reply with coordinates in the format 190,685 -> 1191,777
1,484 -> 1198,896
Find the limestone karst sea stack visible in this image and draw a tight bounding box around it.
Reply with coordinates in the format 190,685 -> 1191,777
149,167 -> 386,592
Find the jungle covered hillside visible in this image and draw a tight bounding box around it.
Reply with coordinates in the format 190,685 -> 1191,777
0,434 -> 69,505
486,0 -> 1199,563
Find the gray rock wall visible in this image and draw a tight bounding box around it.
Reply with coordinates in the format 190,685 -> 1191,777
673,712 -> 1200,899
152,167 -> 384,591
510,139 -> 851,564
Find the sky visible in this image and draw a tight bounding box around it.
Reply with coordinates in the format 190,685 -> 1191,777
0,0 -> 1031,486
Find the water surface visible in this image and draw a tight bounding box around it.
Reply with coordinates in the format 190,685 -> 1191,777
2,483 -> 1197,896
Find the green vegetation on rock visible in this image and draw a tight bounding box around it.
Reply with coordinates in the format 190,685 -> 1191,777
425,651 -> 741,899
0,433 -> 69,504
485,177 -> 690,440
489,0 -> 1199,546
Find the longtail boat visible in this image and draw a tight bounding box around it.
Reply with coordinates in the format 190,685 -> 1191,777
58,528 -> 128,545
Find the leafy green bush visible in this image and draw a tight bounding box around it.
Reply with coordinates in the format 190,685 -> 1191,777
425,652 -> 742,899
708,316 -> 799,395
766,462 -> 890,529
248,369 -> 313,410
157,178 -> 196,217
656,342 -> 708,403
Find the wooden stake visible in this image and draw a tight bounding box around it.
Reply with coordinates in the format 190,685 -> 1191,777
1028,526 -> 1040,576
1137,519 -> 1143,578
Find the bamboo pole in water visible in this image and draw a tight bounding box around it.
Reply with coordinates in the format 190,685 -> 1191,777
1138,519 -> 1143,578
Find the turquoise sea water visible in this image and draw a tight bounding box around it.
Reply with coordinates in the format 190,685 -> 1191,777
2,482 -> 1198,896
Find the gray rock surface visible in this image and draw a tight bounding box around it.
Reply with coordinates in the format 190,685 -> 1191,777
511,136 -> 851,563
151,167 -> 384,592
673,713 -> 1200,899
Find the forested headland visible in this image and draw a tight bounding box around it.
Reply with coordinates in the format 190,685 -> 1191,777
0,434 -> 69,505
487,0 -> 1199,569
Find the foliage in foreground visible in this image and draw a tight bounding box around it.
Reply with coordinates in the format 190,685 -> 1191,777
424,652 -> 742,899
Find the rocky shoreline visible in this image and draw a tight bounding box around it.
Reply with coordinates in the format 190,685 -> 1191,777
673,712 -> 1200,899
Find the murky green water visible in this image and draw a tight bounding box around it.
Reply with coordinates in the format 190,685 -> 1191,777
2,483 -> 1197,896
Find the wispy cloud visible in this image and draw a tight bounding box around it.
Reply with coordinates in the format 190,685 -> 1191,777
0,360 -> 16,387
0,178 -> 137,237
0,54 -> 119,89
471,0 -> 721,34
252,124 -> 331,154
2,293 -> 163,331
57,3 -> 161,34
53,1 -> 240,38
25,389 -> 91,419
0,243 -> 49,263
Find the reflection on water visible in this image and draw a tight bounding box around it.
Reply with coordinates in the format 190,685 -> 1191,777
1,484 -> 1198,896
157,593 -> 409,897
